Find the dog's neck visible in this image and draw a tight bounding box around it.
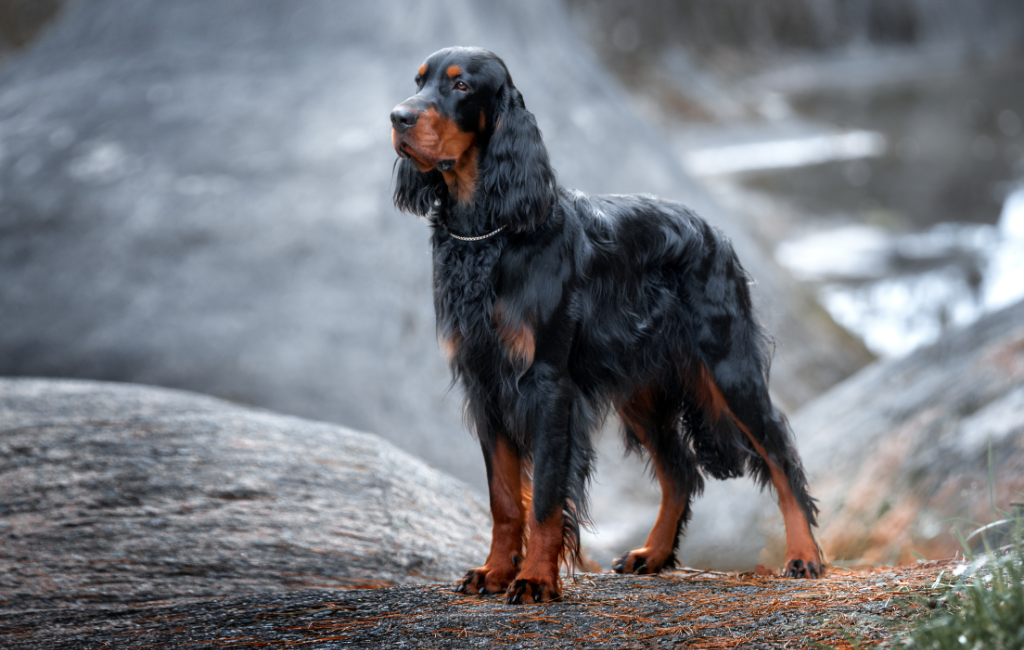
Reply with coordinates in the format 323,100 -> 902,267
441,194 -> 488,237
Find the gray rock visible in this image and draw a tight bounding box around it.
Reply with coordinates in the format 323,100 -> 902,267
793,298 -> 1024,565
0,377 -> 490,613
0,0 -> 868,499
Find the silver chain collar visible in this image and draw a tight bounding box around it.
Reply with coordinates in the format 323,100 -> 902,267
446,225 -> 506,242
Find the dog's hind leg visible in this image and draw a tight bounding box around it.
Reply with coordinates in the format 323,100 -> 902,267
685,231 -> 822,576
740,411 -> 822,578
694,360 -> 822,578
612,385 -> 700,575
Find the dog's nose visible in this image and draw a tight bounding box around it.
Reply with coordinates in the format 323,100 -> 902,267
390,107 -> 419,133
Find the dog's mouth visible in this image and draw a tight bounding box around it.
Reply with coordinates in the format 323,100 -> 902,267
394,140 -> 435,173
394,139 -> 412,160
392,133 -> 457,173
401,149 -> 457,174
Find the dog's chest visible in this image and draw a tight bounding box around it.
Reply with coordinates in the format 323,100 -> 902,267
432,237 -> 504,342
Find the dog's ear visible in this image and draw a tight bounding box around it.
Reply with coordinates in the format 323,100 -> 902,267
479,84 -> 555,232
393,157 -> 447,216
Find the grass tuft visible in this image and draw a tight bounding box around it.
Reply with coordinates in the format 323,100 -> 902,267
903,506 -> 1024,650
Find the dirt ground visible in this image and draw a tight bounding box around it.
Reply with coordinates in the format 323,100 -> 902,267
0,561 -> 953,649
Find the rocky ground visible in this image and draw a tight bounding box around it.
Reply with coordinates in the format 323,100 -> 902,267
0,562 -> 951,649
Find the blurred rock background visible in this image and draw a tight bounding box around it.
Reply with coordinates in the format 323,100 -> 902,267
0,0 -> 1021,574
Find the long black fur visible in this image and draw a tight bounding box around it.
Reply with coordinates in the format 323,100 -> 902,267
392,47 -> 818,576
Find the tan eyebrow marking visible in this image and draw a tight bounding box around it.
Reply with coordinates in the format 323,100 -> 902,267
447,65 -> 463,78
418,63 -> 427,76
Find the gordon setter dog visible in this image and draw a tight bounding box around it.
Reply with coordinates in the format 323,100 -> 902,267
390,47 -> 821,604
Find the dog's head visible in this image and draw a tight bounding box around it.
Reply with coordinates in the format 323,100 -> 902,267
391,47 -> 554,232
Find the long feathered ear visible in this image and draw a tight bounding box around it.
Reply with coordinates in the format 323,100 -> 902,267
479,84 -> 555,232
393,157 -> 447,216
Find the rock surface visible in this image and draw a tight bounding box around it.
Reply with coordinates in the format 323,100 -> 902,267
0,378 -> 489,613
0,0 -> 869,499
795,298 -> 1024,565
0,561 -> 951,649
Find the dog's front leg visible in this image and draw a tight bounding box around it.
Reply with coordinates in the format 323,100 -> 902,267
455,434 -> 525,595
505,367 -> 573,604
506,503 -> 564,604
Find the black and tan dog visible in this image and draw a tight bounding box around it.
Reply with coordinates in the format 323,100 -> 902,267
390,46 -> 822,604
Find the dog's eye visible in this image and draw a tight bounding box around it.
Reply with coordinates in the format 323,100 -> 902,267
455,81 -> 469,91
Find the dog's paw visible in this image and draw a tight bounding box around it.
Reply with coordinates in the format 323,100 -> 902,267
612,548 -> 670,575
505,575 -> 561,604
783,557 -> 822,579
454,564 -> 517,595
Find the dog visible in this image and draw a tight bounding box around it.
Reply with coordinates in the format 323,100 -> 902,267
390,47 -> 822,604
